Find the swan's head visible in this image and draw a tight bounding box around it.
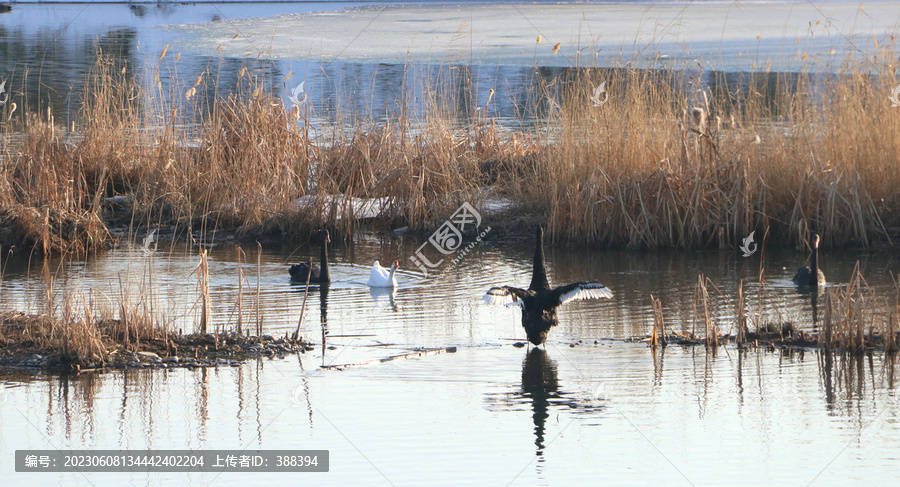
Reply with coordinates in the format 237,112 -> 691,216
812,233 -> 819,249
317,229 -> 331,244
391,260 -> 399,270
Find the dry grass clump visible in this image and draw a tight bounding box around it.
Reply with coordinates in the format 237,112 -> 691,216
0,108 -> 109,255
0,264 -> 172,367
528,63 -> 900,248
0,205 -> 106,255
0,312 -> 105,367
2,47 -> 900,255
175,91 -> 312,235
315,121 -> 483,226
649,265 -> 899,354
0,242 -> 309,369
819,263 -> 900,353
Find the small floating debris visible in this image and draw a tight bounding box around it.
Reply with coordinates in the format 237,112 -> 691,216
103,195 -> 134,205
320,346 -> 457,370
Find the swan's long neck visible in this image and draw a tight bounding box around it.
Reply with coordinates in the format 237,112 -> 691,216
388,264 -> 397,279
529,226 -> 550,291
319,236 -> 330,280
809,235 -> 818,286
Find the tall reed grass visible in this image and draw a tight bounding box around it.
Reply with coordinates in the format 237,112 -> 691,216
0,241 -> 287,367
2,47 -> 899,255
652,265 -> 900,354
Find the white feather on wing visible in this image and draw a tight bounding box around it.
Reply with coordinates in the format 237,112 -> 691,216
483,287 -> 525,307
557,283 -> 614,305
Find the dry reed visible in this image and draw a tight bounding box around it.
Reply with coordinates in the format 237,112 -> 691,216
195,250 -> 210,335
0,240 -> 289,367
293,258 -> 312,341
654,264 -> 899,354
650,294 -> 666,348
1,49 -> 900,255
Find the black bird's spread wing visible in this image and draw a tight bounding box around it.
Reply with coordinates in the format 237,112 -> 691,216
552,282 -> 614,306
484,286 -> 530,308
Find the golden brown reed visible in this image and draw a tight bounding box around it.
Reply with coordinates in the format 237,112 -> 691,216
534,64 -> 899,249
651,265 -> 900,354
0,242 -> 280,367
818,262 -> 899,354
2,50 -> 900,255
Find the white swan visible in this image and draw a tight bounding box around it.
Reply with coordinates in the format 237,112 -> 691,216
368,260 -> 399,288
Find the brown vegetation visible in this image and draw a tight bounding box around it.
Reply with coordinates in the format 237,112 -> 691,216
0,310 -> 307,372
649,263 -> 900,354
1,51 -> 900,256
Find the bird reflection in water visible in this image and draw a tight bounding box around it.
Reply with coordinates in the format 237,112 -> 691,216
515,348 -> 608,457
319,284 -> 330,360
521,348 -> 559,454
290,283 -> 330,364
368,286 -> 398,312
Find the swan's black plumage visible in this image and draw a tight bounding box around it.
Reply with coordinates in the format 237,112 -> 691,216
484,225 -> 613,345
290,229 -> 331,283
792,233 -> 825,287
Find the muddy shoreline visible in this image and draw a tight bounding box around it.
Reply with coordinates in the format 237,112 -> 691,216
0,311 -> 312,373
4,311 -> 896,375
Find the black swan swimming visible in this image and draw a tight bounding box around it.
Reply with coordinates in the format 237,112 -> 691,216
792,233 -> 825,287
290,229 -> 331,284
484,225 -> 613,345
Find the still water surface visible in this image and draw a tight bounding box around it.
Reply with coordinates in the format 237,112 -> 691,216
1,2 -> 844,133
2,231 -> 900,485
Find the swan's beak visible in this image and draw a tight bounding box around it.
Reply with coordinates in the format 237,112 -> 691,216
393,260 -> 399,268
